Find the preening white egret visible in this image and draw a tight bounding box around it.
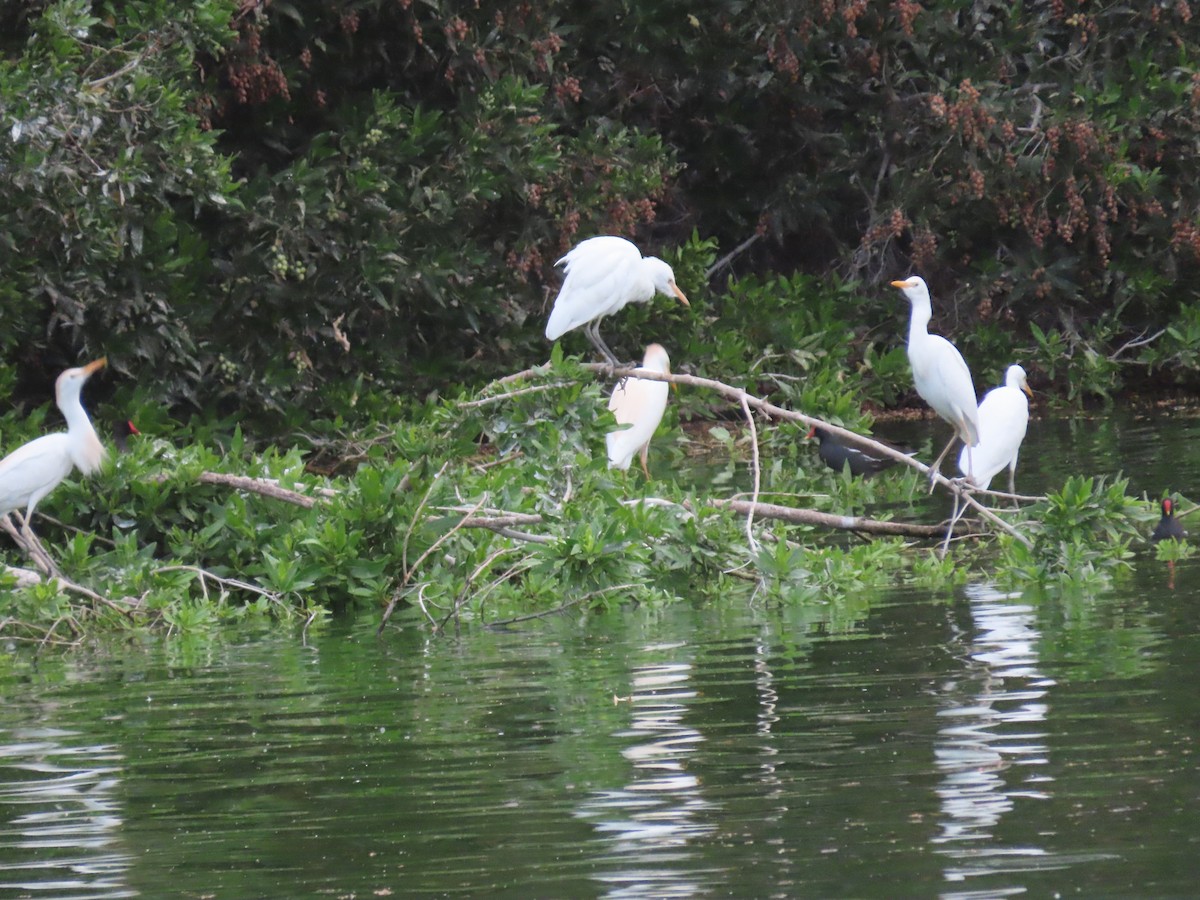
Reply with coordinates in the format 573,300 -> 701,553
891,276 -> 979,481
0,358 -> 107,568
546,236 -> 689,367
958,364 -> 1032,493
607,343 -> 671,478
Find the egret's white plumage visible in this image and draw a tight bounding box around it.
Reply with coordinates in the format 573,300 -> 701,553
546,236 -> 689,366
0,358 -> 107,565
891,276 -> 979,479
958,364 -> 1031,492
606,343 -> 671,477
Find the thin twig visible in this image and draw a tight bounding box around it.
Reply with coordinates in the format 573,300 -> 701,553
486,583 -> 640,627
709,500 -> 965,538
380,491 -> 483,634
739,395 -> 762,554
705,233 -> 762,280
152,565 -> 283,605
461,382 -> 574,409
1109,328 -> 1165,361
440,547 -> 518,632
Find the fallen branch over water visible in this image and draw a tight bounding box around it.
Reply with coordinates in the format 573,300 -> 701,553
707,499 -> 964,538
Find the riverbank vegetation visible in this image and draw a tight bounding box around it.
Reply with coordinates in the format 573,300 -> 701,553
0,0 -> 1193,635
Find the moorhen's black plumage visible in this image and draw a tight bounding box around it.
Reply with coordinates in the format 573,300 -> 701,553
1151,497 -> 1187,542
807,426 -> 911,477
113,420 -> 140,454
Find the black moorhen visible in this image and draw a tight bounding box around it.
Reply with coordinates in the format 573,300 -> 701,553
113,420 -> 140,453
807,426 -> 912,477
1151,497 -> 1187,542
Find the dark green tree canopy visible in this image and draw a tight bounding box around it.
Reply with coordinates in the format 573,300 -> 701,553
4,0 -> 1200,420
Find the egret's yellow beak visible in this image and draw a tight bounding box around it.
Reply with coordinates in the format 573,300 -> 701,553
1022,382 -> 1033,398
672,284 -> 690,307
890,279 -> 917,289
82,357 -> 107,376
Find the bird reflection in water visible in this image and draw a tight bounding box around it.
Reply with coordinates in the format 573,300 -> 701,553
0,728 -> 131,898
576,653 -> 718,898
932,582 -> 1056,890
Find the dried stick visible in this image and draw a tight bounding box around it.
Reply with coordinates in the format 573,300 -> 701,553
440,547 -> 519,632
379,490 -> 483,634
486,583 -> 640,627
461,382 -> 574,409
152,565 -> 282,605
739,394 -> 762,553
151,471 -> 326,507
705,233 -> 762,280
709,500 -> 964,538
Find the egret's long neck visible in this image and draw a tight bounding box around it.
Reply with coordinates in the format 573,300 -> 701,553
59,382 -> 106,474
907,298 -> 932,346
58,385 -> 96,436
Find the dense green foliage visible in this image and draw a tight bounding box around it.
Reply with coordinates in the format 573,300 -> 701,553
6,0 -> 1200,415
0,272 -> 1160,640
0,0 -> 1190,633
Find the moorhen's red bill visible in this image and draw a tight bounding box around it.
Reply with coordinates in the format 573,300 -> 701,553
113,420 -> 140,454
1151,497 -> 1187,542
807,426 -> 911,477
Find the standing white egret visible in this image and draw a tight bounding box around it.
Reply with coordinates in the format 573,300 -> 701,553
0,358 -> 107,569
606,343 -> 672,478
546,236 -> 689,366
890,276 -> 979,481
958,364 -> 1032,493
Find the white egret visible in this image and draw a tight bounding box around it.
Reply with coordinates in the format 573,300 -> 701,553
546,236 -> 689,366
0,358 -> 107,568
958,364 -> 1032,493
891,276 -> 979,481
606,343 -> 671,478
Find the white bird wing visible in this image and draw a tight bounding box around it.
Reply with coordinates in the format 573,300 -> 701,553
606,374 -> 670,469
0,433 -> 75,515
546,237 -> 644,340
913,335 -> 980,445
958,386 -> 1029,489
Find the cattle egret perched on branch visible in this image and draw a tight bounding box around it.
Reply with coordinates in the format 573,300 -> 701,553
958,364 -> 1032,493
546,236 -> 689,366
607,343 -> 672,478
890,276 -> 979,482
0,358 -> 107,569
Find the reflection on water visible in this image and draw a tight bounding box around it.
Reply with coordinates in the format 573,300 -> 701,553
0,728 -> 131,899
0,539 -> 1193,897
933,582 -> 1061,892
576,646 -> 719,898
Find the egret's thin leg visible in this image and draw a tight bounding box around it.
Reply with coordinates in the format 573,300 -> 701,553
1007,464 -> 1019,508
941,489 -> 968,557
638,443 -> 652,480
10,512 -> 59,578
585,321 -> 621,369
928,433 -> 959,492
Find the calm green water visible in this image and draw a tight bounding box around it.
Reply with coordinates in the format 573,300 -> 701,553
1,408 -> 1198,898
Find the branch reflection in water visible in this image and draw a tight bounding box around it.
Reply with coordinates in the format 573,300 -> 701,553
0,728 -> 132,898
575,647 -> 719,897
933,582 -> 1059,890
